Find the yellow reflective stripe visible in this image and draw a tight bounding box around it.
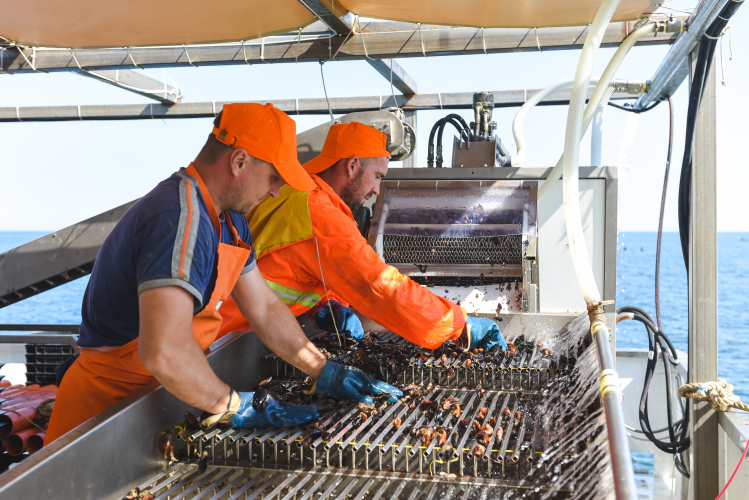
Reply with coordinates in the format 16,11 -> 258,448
265,280 -> 321,308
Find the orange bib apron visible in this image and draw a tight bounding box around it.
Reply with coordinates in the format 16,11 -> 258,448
45,164 -> 252,445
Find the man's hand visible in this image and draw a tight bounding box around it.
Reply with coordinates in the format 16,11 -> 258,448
232,267 -> 327,378
311,300 -> 365,341
201,390 -> 320,429
139,286 -> 231,415
462,316 -> 507,351
308,361 -> 403,404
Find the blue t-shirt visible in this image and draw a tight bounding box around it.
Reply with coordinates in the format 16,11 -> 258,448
78,169 -> 256,348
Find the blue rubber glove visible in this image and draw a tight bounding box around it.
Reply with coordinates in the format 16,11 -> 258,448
312,300 -> 365,341
310,361 -> 403,404
464,316 -> 507,351
201,390 -> 320,429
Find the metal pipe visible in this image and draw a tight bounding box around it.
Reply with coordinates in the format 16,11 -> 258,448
591,318 -> 637,500
636,0 -> 730,108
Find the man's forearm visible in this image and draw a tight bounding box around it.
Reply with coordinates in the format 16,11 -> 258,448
139,287 -> 231,415
231,269 -> 327,379
142,340 -> 232,415
252,297 -> 327,378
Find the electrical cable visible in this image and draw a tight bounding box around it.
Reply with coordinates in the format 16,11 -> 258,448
616,306 -> 690,455
655,97 -> 674,332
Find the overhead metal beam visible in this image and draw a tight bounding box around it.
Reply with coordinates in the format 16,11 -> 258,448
367,59 -> 418,96
0,84 -> 642,122
636,0 -> 729,108
0,19 -> 684,74
297,0 -> 352,35
0,201 -> 137,309
77,69 -> 181,104
295,3 -> 418,95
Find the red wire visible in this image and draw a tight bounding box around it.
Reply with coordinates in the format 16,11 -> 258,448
715,437 -> 749,500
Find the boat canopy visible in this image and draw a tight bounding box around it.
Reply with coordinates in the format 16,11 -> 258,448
0,0 -> 657,48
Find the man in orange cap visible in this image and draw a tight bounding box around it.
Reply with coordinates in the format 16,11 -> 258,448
218,122 -> 506,357
46,106 -> 401,445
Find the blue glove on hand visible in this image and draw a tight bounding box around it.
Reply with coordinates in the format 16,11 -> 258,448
312,300 -> 365,341
464,316 -> 507,351
310,361 -> 403,404
201,390 -> 320,429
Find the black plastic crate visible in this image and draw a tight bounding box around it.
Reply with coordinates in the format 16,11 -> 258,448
24,343 -> 76,386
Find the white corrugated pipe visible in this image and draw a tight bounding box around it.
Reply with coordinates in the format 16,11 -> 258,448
562,0 -> 623,305
538,21 -> 656,204
511,78 -> 599,166
591,86 -> 615,166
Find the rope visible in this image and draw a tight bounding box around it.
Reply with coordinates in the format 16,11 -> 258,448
678,379 -> 749,412
5,398 -> 55,433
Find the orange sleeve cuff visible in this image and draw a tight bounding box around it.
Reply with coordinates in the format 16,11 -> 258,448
448,302 -> 468,340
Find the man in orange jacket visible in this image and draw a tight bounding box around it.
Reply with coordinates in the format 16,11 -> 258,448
218,122 -> 506,352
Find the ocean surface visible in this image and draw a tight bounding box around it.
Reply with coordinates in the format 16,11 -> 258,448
0,231 -> 747,399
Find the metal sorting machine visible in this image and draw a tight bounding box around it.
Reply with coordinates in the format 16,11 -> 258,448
0,110 -> 628,499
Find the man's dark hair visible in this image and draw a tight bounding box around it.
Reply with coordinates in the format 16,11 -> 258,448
196,111 -> 234,164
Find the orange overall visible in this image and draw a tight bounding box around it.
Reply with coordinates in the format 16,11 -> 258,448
45,165 -> 252,445
218,174 -> 465,350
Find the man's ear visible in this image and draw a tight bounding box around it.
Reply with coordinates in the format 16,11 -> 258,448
229,149 -> 250,178
346,156 -> 360,180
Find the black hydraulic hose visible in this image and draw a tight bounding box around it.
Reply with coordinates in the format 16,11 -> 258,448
427,115 -> 470,168
678,0 -> 744,269
655,97 -> 674,332
436,116 -> 470,168
617,306 -> 689,454
608,100 -> 662,113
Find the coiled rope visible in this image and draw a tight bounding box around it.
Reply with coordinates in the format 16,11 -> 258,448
678,379 -> 749,413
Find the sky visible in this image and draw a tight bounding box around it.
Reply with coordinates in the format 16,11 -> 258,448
0,0 -> 746,233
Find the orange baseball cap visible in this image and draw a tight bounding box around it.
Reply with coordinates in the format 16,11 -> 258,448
303,122 -> 390,174
213,103 -> 315,192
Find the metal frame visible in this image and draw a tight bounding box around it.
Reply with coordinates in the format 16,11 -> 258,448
636,0 -> 730,108
0,20 -> 682,73
76,69 -> 181,104
689,46 -> 719,499
0,84 -> 641,122
0,201 -> 136,309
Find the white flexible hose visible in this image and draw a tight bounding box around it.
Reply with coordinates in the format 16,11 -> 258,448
591,86 -> 615,166
538,22 -> 656,203
512,79 -> 573,166
562,0 -> 623,305
512,78 -> 600,166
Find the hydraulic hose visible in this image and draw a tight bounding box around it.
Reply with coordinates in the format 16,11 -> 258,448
591,86 -> 615,166
678,0 -> 743,269
538,22 -> 656,203
428,115 -> 470,168
617,306 -> 690,455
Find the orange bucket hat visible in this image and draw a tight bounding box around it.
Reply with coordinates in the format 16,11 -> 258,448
303,122 -> 390,174
213,103 -> 315,192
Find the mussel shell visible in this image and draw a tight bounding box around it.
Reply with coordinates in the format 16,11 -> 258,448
252,388 -> 270,411
257,376 -> 273,388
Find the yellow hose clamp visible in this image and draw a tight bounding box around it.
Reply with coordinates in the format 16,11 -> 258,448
590,320 -> 610,340
599,369 -> 622,402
